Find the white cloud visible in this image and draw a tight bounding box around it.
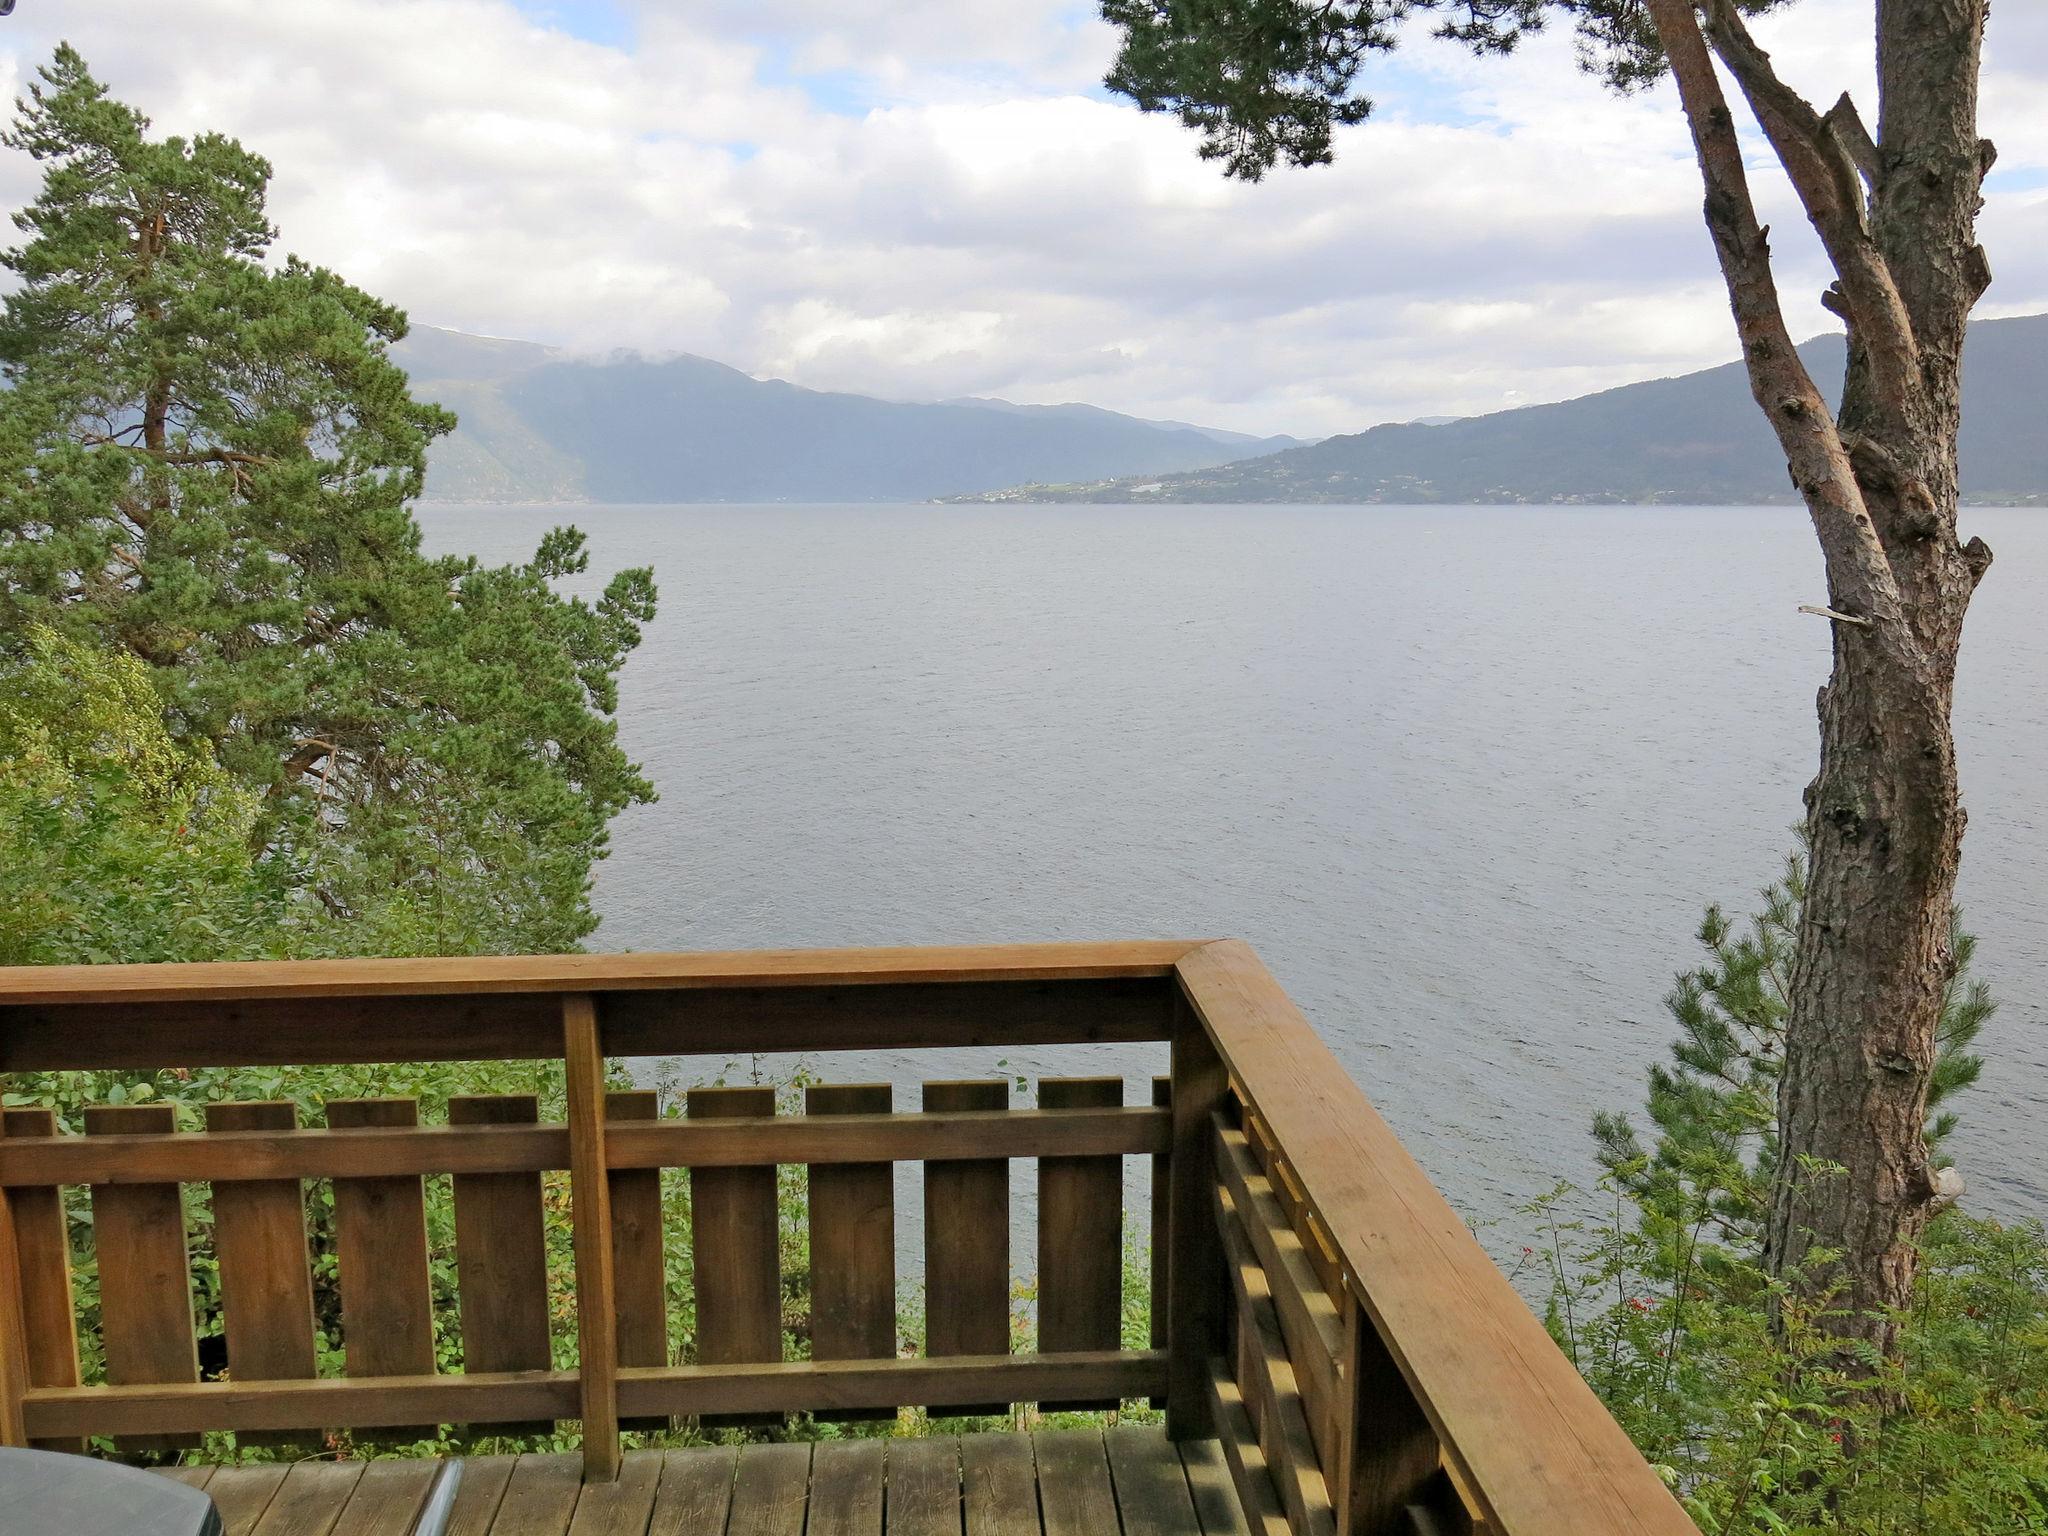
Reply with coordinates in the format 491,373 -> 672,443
0,0 -> 2039,437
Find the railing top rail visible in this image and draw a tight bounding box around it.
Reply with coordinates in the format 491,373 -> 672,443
1174,939 -> 1695,1536
0,939 -> 1205,1008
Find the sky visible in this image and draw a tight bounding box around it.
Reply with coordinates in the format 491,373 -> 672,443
0,0 -> 2042,439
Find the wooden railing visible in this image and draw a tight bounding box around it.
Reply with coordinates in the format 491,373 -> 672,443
0,941 -> 1695,1536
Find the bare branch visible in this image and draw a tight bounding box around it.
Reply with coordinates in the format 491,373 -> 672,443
1822,93 -> 1881,189
1700,0 -> 1922,436
1642,0 -> 1908,646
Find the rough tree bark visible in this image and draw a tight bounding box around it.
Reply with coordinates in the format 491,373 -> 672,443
1644,0 -> 1993,1359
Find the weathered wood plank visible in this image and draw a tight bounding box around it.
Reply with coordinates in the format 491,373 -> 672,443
606,1090 -> 668,1435
688,1085 -> 781,1429
885,1436 -> 960,1536
21,1352 -> 1162,1437
206,1101 -> 317,1451
727,1441 -> 811,1536
646,1446 -> 736,1536
807,1438 -> 887,1536
329,1459 -> 434,1536
1107,1426 -> 1204,1536
85,1104 -> 198,1454
327,1098 -> 437,1443
566,1450 -> 663,1536
1037,1078 -> 1123,1412
1034,1430 -> 1119,1536
1178,1439 -> 1254,1536
450,1095 -> 554,1437
206,1465 -> 291,1536
807,1085 -> 896,1362
484,1454 -> 583,1536
1205,1364 -> 1295,1536
153,1464 -> 215,1489
1151,1076 -> 1172,1396
961,1431 -> 1039,1536
444,1455 -> 517,1536
22,1370 -> 573,1438
249,1461 -> 365,1536
563,995 -> 620,1481
1,1109 -> 80,1451
0,1108 -> 1170,1186
1177,940 -> 1695,1536
924,1080 -> 1009,1416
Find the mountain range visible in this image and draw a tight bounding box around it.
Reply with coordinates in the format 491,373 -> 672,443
393,327 -> 1304,503
955,312 -> 2048,506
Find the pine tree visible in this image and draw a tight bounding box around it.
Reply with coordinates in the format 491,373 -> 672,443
0,47 -> 656,952
1594,848 -> 1990,1278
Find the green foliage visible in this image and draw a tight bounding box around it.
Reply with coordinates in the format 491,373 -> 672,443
1098,0 -> 1788,179
0,46 -> 655,953
1527,859 -> 2043,1533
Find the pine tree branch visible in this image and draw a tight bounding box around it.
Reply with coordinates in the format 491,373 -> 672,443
1700,0 -> 1922,440
1642,0 -> 1910,653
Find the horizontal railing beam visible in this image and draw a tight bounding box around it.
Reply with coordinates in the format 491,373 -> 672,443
0,977 -> 1179,1071
19,1350 -> 1167,1438
0,1107 -> 1171,1186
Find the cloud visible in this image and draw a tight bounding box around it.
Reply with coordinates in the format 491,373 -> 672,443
0,0 -> 2039,437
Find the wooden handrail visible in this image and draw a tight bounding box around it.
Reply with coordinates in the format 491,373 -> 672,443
1174,939 -> 1695,1536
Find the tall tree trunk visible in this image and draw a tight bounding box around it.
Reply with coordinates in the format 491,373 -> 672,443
1647,0 -> 1993,1359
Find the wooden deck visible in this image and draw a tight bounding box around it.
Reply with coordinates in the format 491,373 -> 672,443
155,1427 -> 1248,1536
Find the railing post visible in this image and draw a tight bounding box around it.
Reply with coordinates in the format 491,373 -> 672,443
1165,989 -> 1230,1438
1333,1288 -> 1447,1536
0,1116 -> 30,1448
562,993 -> 621,1481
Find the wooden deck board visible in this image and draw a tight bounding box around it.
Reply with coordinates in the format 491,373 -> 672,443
156,1428 -> 1225,1535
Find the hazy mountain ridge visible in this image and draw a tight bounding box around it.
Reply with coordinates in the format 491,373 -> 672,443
950,313 -> 2048,507
393,327 -> 1302,503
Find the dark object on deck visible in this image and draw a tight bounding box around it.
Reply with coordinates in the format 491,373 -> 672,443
0,1446 -> 222,1535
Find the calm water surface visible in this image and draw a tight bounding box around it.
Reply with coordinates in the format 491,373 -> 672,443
417,503 -> 2047,1258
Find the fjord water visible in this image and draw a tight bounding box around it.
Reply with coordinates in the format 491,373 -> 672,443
417,502 -> 2047,1247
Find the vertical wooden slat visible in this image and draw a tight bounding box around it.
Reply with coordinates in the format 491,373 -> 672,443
0,1115 -> 29,1449
328,1097 -> 436,1442
86,1103 -> 199,1453
1037,1076 -> 1124,1411
450,1093 -> 553,1437
563,994 -> 620,1482
806,1083 -> 895,1422
923,1079 -> 1009,1417
206,1100 -> 318,1449
1334,1291 -> 1441,1536
2,1109 -> 81,1451
687,1086 -> 781,1427
1151,1075 -> 1171,1412
606,1089 -> 668,1434
1166,995 -> 1230,1439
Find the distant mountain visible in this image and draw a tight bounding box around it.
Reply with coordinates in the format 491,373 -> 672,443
392,327 -> 1301,503
952,312 -> 2048,506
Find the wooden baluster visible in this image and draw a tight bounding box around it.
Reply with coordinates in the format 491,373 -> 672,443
687,1085 -> 781,1428
1166,995 -> 1230,1439
206,1101 -> 318,1449
0,1112 -> 31,1449
922,1079 -> 1009,1417
563,994 -> 620,1481
805,1083 -> 895,1422
1333,1288 -> 1442,1536
449,1093 -> 553,1438
2,1110 -> 81,1451
86,1104 -> 200,1454
1037,1076 -> 1124,1411
328,1097 -> 436,1442
606,1088 -> 669,1433
1150,1074 -> 1171,1411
